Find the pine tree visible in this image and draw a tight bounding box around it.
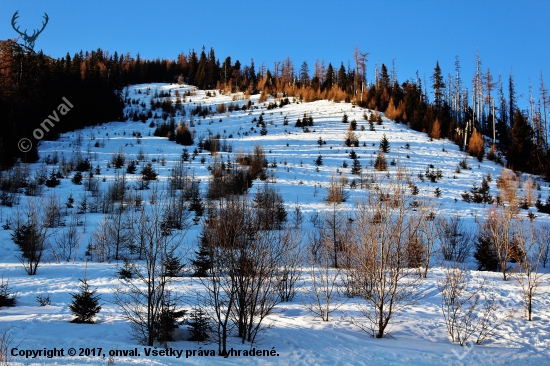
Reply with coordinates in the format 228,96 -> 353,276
141,163 -> 158,181
473,234 -> 498,271
181,148 -> 190,162
187,306 -> 210,342
175,123 -> 193,145
342,113 -> 348,124
155,292 -> 186,343
191,227 -> 212,277
508,108 -> 533,172
432,61 -> 445,110
379,133 -> 390,153
315,155 -> 323,166
351,158 -> 362,175
126,160 -> 137,174
69,275 -> 101,323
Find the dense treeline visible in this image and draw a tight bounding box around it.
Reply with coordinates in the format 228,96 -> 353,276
1,41 -> 548,176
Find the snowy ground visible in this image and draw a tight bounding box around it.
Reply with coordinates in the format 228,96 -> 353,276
1,83 -> 549,365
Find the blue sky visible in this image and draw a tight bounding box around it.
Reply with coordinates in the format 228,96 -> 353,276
1,0 -> 549,108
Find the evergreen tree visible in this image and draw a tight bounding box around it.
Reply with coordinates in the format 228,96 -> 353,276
342,113 -> 349,124
323,63 -> 335,90
175,123 -> 193,145
432,61 -> 445,109
473,234 -> 499,271
509,72 -> 516,128
315,155 -> 323,166
508,108 -> 533,172
351,158 -> 362,175
187,306 -> 210,342
0,276 -> 16,307
379,133 -> 390,153
69,275 -> 101,323
181,148 -> 190,162
338,63 -> 348,90
191,232 -> 212,277
126,160 -> 137,174
141,163 -> 158,181
154,292 -> 186,343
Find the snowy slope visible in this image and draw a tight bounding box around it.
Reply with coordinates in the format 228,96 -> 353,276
1,83 -> 549,365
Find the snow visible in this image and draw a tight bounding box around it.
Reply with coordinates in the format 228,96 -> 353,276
1,83 -> 549,365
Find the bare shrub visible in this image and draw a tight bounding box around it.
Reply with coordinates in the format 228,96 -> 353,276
477,205 -> 519,281
437,264 -> 511,345
439,214 -> 473,263
276,228 -> 303,302
52,215 -> 82,263
0,327 -> 22,366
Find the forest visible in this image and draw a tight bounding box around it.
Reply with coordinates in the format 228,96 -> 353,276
1,42 -> 549,177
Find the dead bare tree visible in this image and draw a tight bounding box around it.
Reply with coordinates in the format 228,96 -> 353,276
437,265 -> 481,345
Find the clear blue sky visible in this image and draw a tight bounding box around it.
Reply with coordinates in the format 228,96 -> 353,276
1,0 -> 549,109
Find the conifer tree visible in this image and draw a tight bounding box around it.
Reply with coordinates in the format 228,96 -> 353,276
141,163 -> 158,181
342,113 -> 348,124
69,273 -> 101,323
473,234 -> 499,271
508,108 -> 533,172
315,155 -> 323,166
351,158 -> 362,175
432,61 -> 445,110
191,233 -> 212,277
379,134 -> 390,153
187,306 -> 210,342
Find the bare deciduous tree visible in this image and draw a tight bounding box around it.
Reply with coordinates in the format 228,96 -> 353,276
52,214 -> 82,263
114,190 -> 188,346
200,195 -> 290,355
477,205 -> 517,281
514,222 -> 548,321
10,199 -> 49,275
348,176 -> 426,338
302,227 -> 345,321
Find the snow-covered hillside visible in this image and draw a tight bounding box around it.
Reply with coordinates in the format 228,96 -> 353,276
1,83 -> 549,365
